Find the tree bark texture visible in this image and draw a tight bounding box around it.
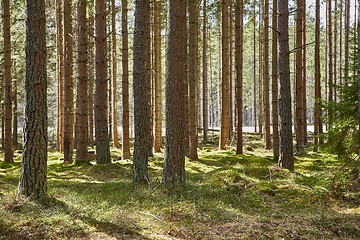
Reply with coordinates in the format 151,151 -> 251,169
19,0 -> 47,199
278,0 -> 294,171
314,0 -> 321,150
163,0 -> 187,186
133,0 -> 150,184
272,0 -> 279,160
263,0 -> 271,149
95,0 -> 111,164
202,0 -> 208,142
111,0 -> 119,148
3,0 -> 13,162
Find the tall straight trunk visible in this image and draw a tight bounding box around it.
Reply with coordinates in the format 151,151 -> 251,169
95,0 -> 111,164
111,0 -> 119,148
272,0 -> 279,160
19,0 -> 47,199
76,0 -> 88,162
258,4 -> 263,134
145,0 -> 153,156
64,0 -> 74,163
339,0 -> 343,86
253,8 -> 257,133
12,77 -> 17,148
189,0 -> 199,161
163,0 -> 187,186
56,0 -> 64,153
344,0 -> 350,81
314,0 -> 321,150
219,0 -> 230,150
328,0 -> 334,128
202,0 -> 208,142
154,0 -> 162,152
263,0 -> 271,149
302,0 -> 307,143
3,0 -> 13,162
296,0 -> 304,154
278,0 -> 294,171
229,2 -> 233,134
357,0 -> 360,133
334,0 -> 337,103
121,0 -> 130,160
235,0 -> 243,154
88,4 -> 95,147
133,0 -> 150,184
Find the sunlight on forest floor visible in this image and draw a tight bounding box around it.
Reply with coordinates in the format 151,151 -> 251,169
0,135 -> 360,239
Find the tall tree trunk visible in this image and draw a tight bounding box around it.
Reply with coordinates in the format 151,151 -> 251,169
334,0 -> 337,103
133,0 -> 150,184
3,0 -> 13,163
12,77 -> 17,148
88,3 -> 95,147
19,0 -> 47,199
263,0 -> 271,149
229,2 -> 233,135
163,0 -> 187,186
121,0 -> 130,160
189,0 -> 199,161
272,0 -> 279,160
95,0 -> 111,164
302,0 -> 307,144
64,0 -> 74,163
253,7 -> 257,133
328,0 -> 334,128
296,0 -> 304,154
357,0 -> 360,139
56,0 -> 64,153
344,0 -> 350,81
314,0 -> 321,150
154,0 -> 162,152
75,0 -> 88,163
278,0 -> 294,171
235,0 -> 243,154
219,0 -> 230,150
258,5 -> 263,134
202,0 -> 208,142
111,0 -> 119,148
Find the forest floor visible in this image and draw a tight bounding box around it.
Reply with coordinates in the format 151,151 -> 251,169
0,134 -> 360,240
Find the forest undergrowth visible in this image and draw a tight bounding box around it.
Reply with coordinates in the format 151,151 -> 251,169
0,134 -> 359,239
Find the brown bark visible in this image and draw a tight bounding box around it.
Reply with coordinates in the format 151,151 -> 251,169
302,0 -> 307,144
328,0 -> 334,128
202,0 -> 208,142
278,0 -> 294,171
88,3 -> 95,147
219,0 -> 230,150
163,0 -> 187,186
76,0 -> 88,162
314,0 -> 321,150
189,0 -> 199,161
122,0 -> 130,160
263,0 -> 271,149
56,0 -> 64,153
272,0 -> 279,160
154,0 -> 162,152
344,0 -> 350,81
3,0 -> 13,163
133,0 -> 150,184
111,0 -> 119,148
95,0 -> 111,164
19,0 -> 47,199
253,7 -> 257,133
64,0 -> 74,163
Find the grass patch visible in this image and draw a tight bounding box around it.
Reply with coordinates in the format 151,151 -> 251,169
0,139 -> 359,239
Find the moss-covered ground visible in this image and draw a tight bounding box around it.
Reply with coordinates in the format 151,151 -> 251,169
0,135 -> 359,239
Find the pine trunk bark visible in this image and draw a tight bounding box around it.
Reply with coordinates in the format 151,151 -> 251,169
272,0 -> 279,160
314,0 -> 321,150
278,0 -> 294,171
253,7 -> 257,133
202,0 -> 208,142
95,0 -> 111,164
163,0 -> 187,186
122,0 -> 131,160
344,0 -> 350,81
3,0 -> 13,163
133,0 -> 150,184
219,0 -> 230,150
64,0 -> 74,163
88,4 -> 95,147
19,0 -> 47,199
111,0 -> 119,148
328,0 -> 334,128
263,0 -> 271,149
76,0 -> 88,163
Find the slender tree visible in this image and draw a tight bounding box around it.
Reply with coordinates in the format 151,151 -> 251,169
328,0 -> 334,128
235,0 -> 243,154
63,0 -> 74,163
357,0 -> 360,132
344,0 -> 350,81
122,0 -> 131,160
189,0 -> 199,161
154,0 -> 162,152
263,0 -> 271,149
75,0 -> 88,163
272,0 -> 279,160
111,0 -> 119,148
95,0 -> 111,164
88,2 -> 95,146
219,0 -> 230,150
202,0 -> 208,142
163,0 -> 187,186
302,0 -> 307,144
278,0 -> 294,171
314,0 -> 321,150
56,0 -> 64,153
19,0 -> 47,199
3,0 -> 13,162
12,77 -> 18,148
133,0 -> 150,184
253,7 -> 257,133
